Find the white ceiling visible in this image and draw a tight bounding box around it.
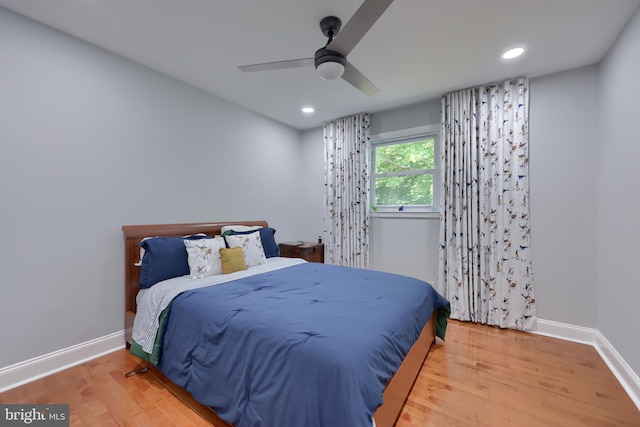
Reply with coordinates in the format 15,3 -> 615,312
1,0 -> 638,130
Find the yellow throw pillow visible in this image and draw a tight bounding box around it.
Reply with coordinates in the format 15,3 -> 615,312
219,247 -> 248,274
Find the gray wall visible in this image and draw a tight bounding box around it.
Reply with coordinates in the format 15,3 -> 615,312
298,126 -> 325,242
369,217 -> 440,283
597,5 -> 640,374
529,65 -> 600,327
370,99 -> 441,136
0,7 -> 307,367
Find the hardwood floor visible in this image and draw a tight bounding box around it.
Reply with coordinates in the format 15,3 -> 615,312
1,320 -> 638,426
397,321 -> 640,427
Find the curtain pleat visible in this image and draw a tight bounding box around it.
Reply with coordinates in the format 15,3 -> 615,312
323,114 -> 370,268
438,78 -> 536,330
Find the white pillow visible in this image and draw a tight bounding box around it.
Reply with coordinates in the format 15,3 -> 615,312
224,232 -> 267,267
184,237 -> 226,278
220,225 -> 263,233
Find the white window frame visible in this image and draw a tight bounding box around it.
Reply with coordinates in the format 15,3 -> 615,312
370,124 -> 440,218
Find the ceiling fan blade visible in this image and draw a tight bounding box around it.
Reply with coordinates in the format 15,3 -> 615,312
238,58 -> 314,73
341,61 -> 379,96
327,0 -> 393,56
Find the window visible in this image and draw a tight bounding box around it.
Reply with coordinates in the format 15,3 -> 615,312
370,125 -> 439,214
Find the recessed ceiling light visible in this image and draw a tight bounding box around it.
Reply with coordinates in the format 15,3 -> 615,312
302,107 -> 315,114
502,47 -> 524,60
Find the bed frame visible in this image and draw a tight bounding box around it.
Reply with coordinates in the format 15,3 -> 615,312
122,221 -> 436,427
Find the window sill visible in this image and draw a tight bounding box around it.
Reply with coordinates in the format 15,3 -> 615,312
370,211 -> 440,219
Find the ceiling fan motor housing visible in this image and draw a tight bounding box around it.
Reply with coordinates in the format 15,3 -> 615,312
314,48 -> 346,68
314,48 -> 346,80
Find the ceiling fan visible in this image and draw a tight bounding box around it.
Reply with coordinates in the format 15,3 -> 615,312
238,0 -> 394,96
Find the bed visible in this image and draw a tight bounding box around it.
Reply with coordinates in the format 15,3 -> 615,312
123,221 -> 449,427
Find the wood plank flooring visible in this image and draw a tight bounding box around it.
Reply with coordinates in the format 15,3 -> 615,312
397,321 -> 640,427
1,320 -> 638,426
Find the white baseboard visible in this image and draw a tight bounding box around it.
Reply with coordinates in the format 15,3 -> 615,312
533,318 -> 598,345
533,319 -> 640,410
0,331 -> 125,393
594,330 -> 640,410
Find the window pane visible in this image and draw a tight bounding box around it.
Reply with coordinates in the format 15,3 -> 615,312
375,174 -> 433,206
375,139 -> 434,173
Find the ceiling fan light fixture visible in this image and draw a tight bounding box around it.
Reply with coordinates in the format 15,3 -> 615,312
314,48 -> 346,80
317,61 -> 345,80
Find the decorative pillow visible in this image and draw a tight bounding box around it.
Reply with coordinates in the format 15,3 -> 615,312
220,225 -> 263,234
138,235 -> 212,288
224,232 -> 267,267
227,228 -> 279,258
137,233 -> 207,266
219,247 -> 248,274
184,237 -> 226,278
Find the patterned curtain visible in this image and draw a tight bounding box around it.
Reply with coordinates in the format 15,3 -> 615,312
323,113 -> 371,268
437,77 -> 537,330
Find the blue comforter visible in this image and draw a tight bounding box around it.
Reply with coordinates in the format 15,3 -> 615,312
157,262 -> 449,427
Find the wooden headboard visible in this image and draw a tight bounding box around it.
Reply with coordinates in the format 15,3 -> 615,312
122,220 -> 268,314
122,220 -> 268,343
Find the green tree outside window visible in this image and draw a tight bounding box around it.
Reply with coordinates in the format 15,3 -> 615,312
373,138 -> 435,208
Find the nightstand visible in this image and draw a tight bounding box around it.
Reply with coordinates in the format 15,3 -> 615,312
279,242 -> 324,263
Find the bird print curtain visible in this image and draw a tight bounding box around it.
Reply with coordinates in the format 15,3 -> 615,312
438,77 -> 537,330
323,113 -> 370,268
